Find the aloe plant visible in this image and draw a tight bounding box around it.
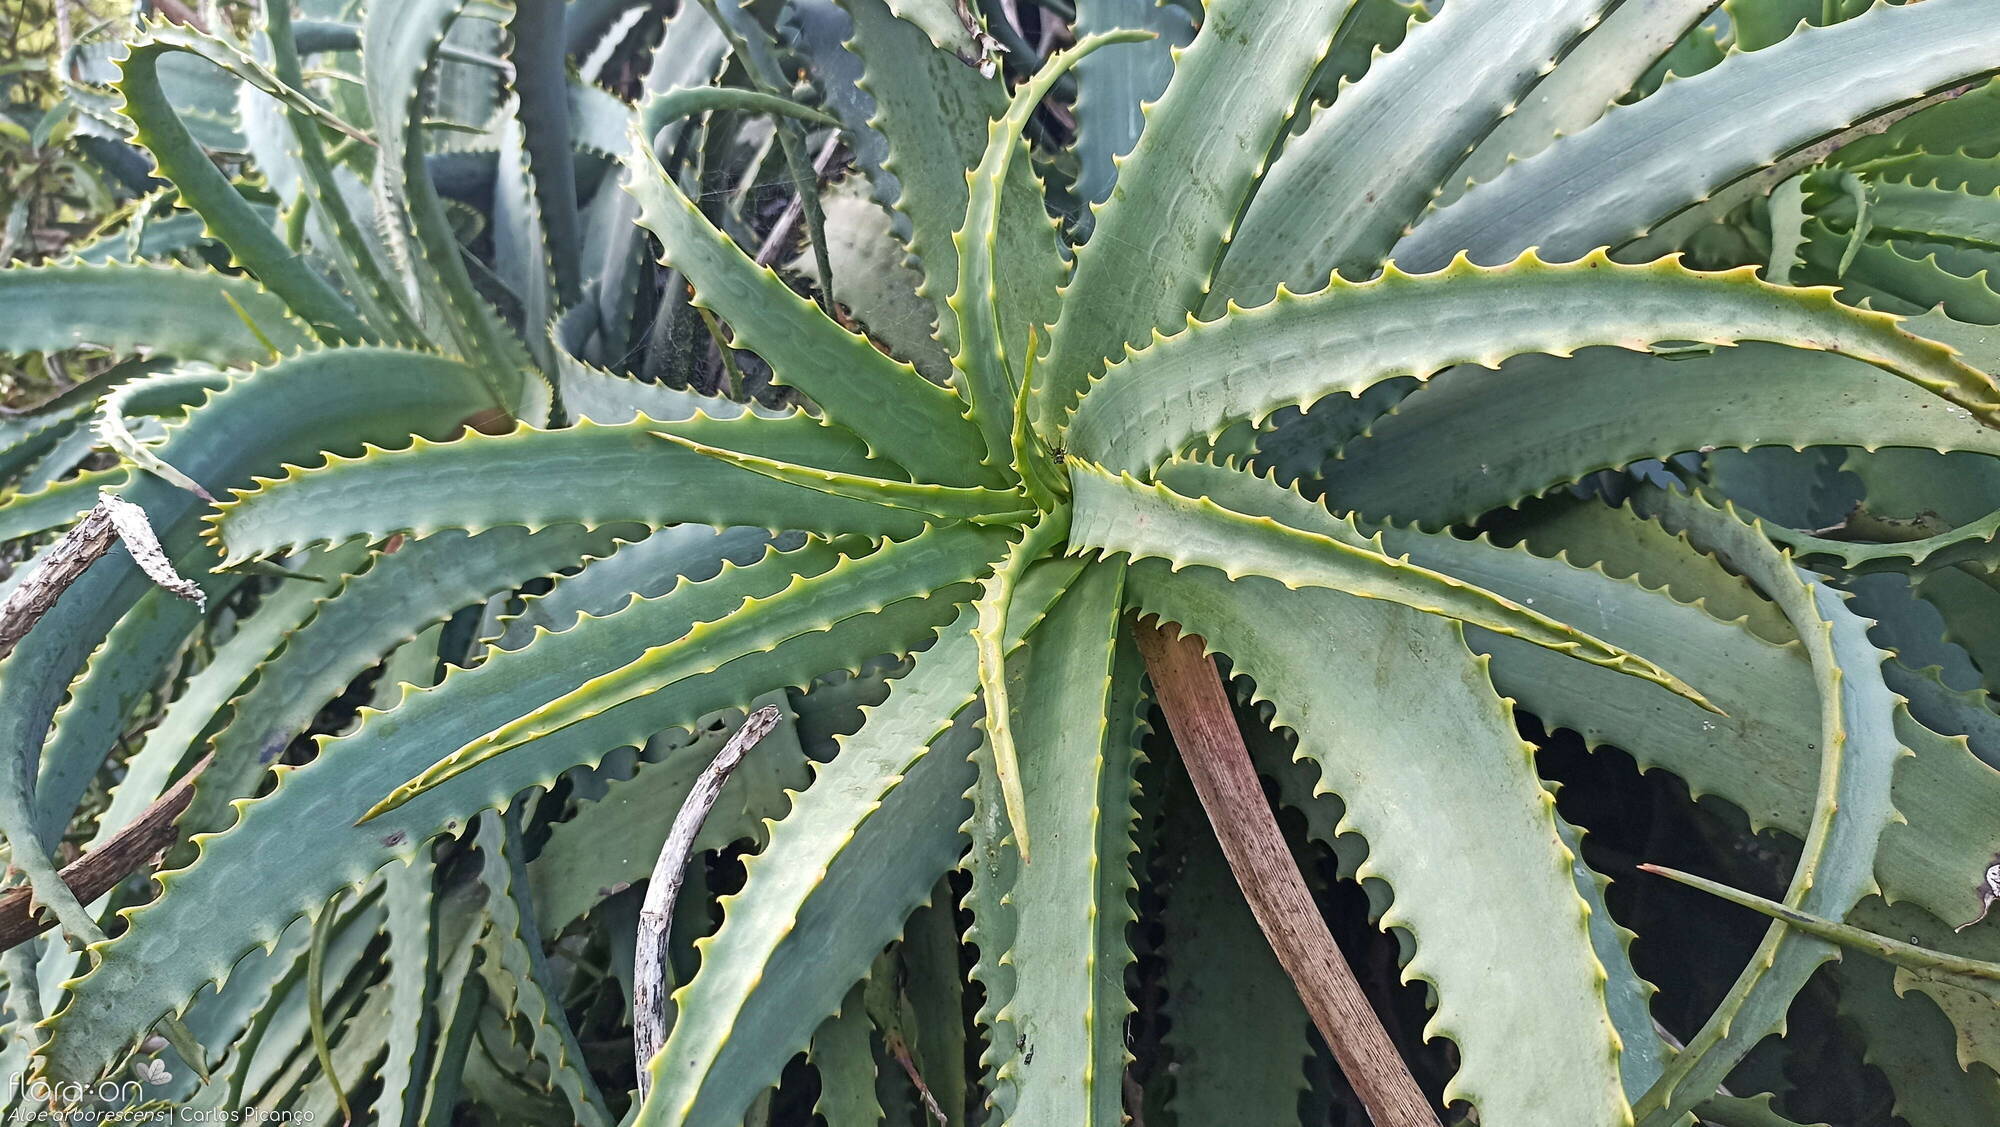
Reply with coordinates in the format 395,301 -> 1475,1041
5,0 -> 2000,1124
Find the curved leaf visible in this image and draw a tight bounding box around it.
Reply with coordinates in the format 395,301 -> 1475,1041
1215,0 -> 1613,301
1394,0 -> 2000,270
1069,252 -> 2000,476
372,523 -> 1000,816
949,30 -> 1149,469
1037,0 -> 1352,433
38,529 -> 965,1085
0,262 -> 309,364
1070,460 -> 1711,708
1322,342 -> 2000,529
1625,487 -> 1905,1125
207,413 -> 931,564
636,611 -> 982,1126
115,24 -> 366,343
621,113 -> 988,486
1125,560 -> 1632,1127
964,562 -> 1139,1125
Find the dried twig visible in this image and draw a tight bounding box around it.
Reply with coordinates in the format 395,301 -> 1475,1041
1133,619 -> 1441,1127
0,754 -> 211,954
0,492 -> 204,662
633,705 -> 783,1098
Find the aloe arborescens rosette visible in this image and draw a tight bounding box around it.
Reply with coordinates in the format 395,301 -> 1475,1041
6,1 -> 2000,1125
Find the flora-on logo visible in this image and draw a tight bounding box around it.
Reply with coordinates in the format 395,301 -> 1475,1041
5,1074 -> 145,1108
131,1058 -> 172,1086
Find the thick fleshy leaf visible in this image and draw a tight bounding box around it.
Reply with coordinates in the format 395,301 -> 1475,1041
636,611 -> 983,1126
1125,560 -> 1632,1127
1620,490 -> 1905,1126
1069,252 -> 2000,476
964,562 -> 1138,1125
1322,342 -> 2000,529
1394,0 -> 2000,270
621,113 -> 989,486
948,30 -> 1149,468
115,22 -> 367,343
38,529 -> 969,1085
1215,0 -> 1616,301
369,523 -> 1004,818
207,412 -> 929,564
1037,0 -> 1353,433
1070,460 -> 1710,707
0,263 -> 309,364
1071,0 -> 1192,207
836,0 -> 1066,368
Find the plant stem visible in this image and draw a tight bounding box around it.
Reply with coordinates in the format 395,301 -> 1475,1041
0,755 -> 212,953
1132,618 -> 1441,1127
0,492 -> 204,662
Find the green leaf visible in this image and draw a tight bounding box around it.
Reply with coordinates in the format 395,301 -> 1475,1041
1157,801 -> 1311,1125
1852,898 -> 2000,1083
837,0 -> 1066,371
968,510 -> 1070,860
372,848 -> 437,1127
651,431 -> 1029,523
1394,0 -> 2000,270
489,524 -> 781,651
1505,488 -> 1907,1124
882,0 -> 980,56
1440,0 -> 1733,209
1037,0 -> 1353,434
1,347 -> 494,1046
38,529 -> 964,1086
1510,495 -> 1794,643
1383,502 -> 1996,937
1809,234 -> 2000,325
115,24 -> 368,344
175,525 -> 633,859
949,30 -> 1151,469
1650,864 -> 2000,1079
0,469 -> 125,545
258,0 -> 425,346
1554,812 -> 1670,1102
474,810 -> 613,1125
636,610 -> 983,1126
206,412 -> 933,565
1321,342 -> 2000,529
621,107 -> 989,487
1070,252 -> 2000,477
1833,954 -> 2000,1127
1845,177 -> 2000,252
964,562 -> 1137,1125
803,176 -> 953,383
1124,559 -> 1633,1126
34,583 -> 222,846
524,695 -> 811,938
370,523 -> 1003,818
506,0 -> 583,308
363,0 -> 537,401
83,543 -> 368,869
582,2 -> 727,364
1215,0 -> 1617,301
810,985 -> 885,1127
897,891 -> 969,1126
1072,459 -> 1712,708
0,262 -> 310,364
